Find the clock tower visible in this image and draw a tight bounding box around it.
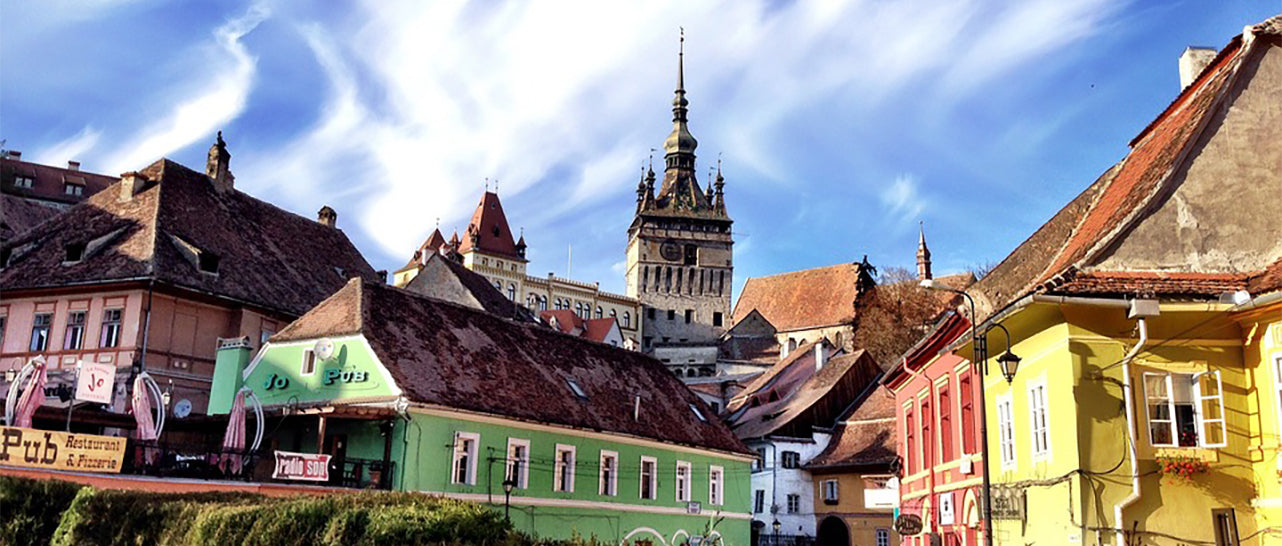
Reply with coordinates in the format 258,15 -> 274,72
624,34 -> 733,377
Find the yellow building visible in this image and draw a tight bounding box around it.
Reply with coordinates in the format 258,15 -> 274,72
951,15 -> 1282,546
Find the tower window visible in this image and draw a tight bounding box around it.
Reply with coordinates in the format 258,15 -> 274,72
647,308 -> 656,320
713,312 -> 723,327
685,310 -> 693,323
683,245 -> 696,265
667,310 -> 675,321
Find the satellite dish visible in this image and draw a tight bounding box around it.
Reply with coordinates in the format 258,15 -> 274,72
314,338 -> 336,361
173,399 -> 192,418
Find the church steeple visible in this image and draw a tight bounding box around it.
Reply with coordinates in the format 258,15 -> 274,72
917,221 -> 933,281
663,29 -> 698,171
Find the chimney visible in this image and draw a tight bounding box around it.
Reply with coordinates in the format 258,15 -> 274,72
206,131 -> 234,192
67,161 -> 80,171
1179,47 -> 1217,89
317,205 -> 337,228
118,171 -> 150,201
6,151 -> 20,160
814,342 -> 826,371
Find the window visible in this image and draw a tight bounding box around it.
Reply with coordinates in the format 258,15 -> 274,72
596,306 -> 603,319
554,444 -> 576,492
64,183 -> 84,196
1213,508 -> 1241,546
576,303 -> 583,317
959,371 -> 975,454
904,406 -> 916,473
599,450 -> 618,496
640,456 -> 657,499
623,312 -> 631,328
786,493 -> 800,514
14,175 -> 33,189
938,383 -> 954,461
753,489 -> 765,513
64,242 -> 86,263
675,461 -> 691,502
63,311 -> 86,350
494,280 -> 502,290
1028,381 -> 1050,460
539,296 -> 547,311
0,316 -> 6,348
920,396 -> 933,469
876,528 -> 891,546
997,395 -> 1016,469
689,403 -> 707,422
565,379 -> 587,399
507,284 -> 516,301
754,447 -> 767,471
260,328 -> 275,346
506,438 -> 529,489
1144,371 -> 1226,448
683,244 -> 697,265
198,251 -> 219,274
29,313 -> 52,352
713,312 -> 723,327
708,465 -> 724,505
647,308 -> 656,320
301,349 -> 317,375
781,451 -> 801,469
667,309 -> 675,321
684,309 -> 693,324
99,309 -> 122,348
822,479 -> 839,504
451,432 -> 479,485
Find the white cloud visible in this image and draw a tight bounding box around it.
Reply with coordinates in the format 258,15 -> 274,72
881,174 -> 927,227
33,126 -> 101,167
105,3 -> 269,173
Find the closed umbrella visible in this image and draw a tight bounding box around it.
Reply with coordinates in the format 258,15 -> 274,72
220,388 -> 247,474
131,373 -> 158,466
12,359 -> 47,428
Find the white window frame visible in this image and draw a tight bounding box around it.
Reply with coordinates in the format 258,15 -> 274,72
996,394 -> 1016,470
822,479 -> 839,502
876,528 -> 890,546
753,489 -> 765,513
506,438 -> 530,489
1144,371 -> 1176,447
553,444 -> 576,492
599,450 -> 618,496
786,493 -> 800,514
1143,370 -> 1228,448
675,460 -> 692,502
301,349 -> 317,376
640,456 -> 658,500
451,432 -> 479,485
708,465 -> 724,505
1027,380 -> 1050,461
1194,370 -> 1227,448
1272,355 -> 1282,443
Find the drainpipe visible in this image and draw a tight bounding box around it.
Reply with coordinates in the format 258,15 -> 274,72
139,279 -> 155,370
1114,315 -> 1149,546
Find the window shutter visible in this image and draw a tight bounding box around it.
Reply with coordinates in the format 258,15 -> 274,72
1195,371 -> 1227,448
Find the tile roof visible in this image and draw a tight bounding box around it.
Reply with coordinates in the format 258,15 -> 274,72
539,310 -> 622,344
274,279 -> 750,455
732,262 -> 874,332
1,156 -> 117,206
1249,259 -> 1282,295
457,191 -> 524,260
727,348 -> 882,439
404,252 -> 538,322
805,385 -> 897,470
0,158 -> 379,317
0,194 -> 62,240
972,15 -> 1282,318
1050,270 -> 1248,297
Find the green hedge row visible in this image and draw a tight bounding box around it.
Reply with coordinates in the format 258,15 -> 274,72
0,477 -> 592,546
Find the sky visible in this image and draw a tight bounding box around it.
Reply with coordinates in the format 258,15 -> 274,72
3,0 -> 1279,298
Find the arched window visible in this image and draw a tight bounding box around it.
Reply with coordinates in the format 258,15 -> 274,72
610,309 -> 617,318
675,268 -> 683,293
665,267 -> 672,292
596,306 -> 604,319
508,283 -> 516,300
527,294 -> 536,308
554,298 -> 563,310
494,280 -> 502,291
576,302 -> 583,316
623,312 -> 631,328
539,296 -> 548,311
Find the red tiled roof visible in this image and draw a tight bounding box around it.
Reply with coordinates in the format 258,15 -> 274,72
275,279 -> 750,455
541,309 -> 585,334
727,348 -> 882,439
1249,259 -> 1282,295
1052,270 -> 1248,297
732,263 -> 872,332
1,157 -> 117,206
404,252 -> 537,322
0,158 -> 379,317
583,318 -> 618,343
457,192 -> 523,260
806,386 -> 897,469
0,194 -> 63,240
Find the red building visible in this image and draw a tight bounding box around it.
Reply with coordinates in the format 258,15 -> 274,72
883,312 -> 984,545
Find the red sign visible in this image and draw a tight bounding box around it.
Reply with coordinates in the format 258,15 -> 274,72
272,450 -> 331,482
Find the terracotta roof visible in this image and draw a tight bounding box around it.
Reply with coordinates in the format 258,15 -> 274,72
1,156 -> 117,206
0,194 -> 63,240
1249,259 -> 1282,295
0,158 -> 379,317
404,252 -> 537,322
583,318 -> 618,343
732,262 -> 873,332
727,348 -> 882,439
457,192 -> 524,260
730,339 -> 826,410
1051,270 -> 1248,297
275,279 -> 750,455
805,385 -> 897,470
973,15 -> 1282,318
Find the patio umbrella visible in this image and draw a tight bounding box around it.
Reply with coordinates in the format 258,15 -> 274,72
12,359 -> 47,428
220,388 -> 248,473
131,373 -> 158,441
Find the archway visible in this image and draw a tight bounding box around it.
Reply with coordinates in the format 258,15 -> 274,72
816,516 -> 849,546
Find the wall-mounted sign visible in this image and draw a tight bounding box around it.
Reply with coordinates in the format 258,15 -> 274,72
686,501 -> 702,514
264,373 -> 290,391
272,450 -> 331,482
990,486 -> 1026,521
938,492 -> 955,525
75,362 -> 117,404
322,368 -> 368,385
0,426 -> 126,473
894,514 -> 923,536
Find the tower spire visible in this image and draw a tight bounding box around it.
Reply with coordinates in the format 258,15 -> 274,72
663,28 -> 697,163
917,221 -> 933,281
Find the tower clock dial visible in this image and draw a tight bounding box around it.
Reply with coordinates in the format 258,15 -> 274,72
660,240 -> 681,262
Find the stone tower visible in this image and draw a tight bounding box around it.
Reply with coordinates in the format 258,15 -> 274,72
625,34 -> 733,376
917,222 -> 932,281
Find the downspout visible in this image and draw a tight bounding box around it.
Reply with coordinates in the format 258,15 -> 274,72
1114,317 -> 1148,546
139,279 -> 155,371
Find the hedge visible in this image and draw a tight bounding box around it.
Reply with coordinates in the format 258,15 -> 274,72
0,476 -> 595,546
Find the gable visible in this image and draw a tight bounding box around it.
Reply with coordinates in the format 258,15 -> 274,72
243,334 -> 401,407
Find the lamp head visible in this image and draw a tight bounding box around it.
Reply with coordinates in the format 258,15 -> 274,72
772,519 -> 781,531
998,351 -> 1022,384
502,478 -> 516,493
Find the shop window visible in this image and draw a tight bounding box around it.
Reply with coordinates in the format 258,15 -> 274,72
1144,370 -> 1226,448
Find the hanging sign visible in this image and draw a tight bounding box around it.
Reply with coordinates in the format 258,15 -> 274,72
0,426 -> 127,473
894,514 -> 923,536
991,486 -> 1026,520
272,450 -> 332,481
75,362 -> 117,404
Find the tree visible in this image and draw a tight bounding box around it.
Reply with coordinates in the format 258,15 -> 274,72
854,267 -> 957,366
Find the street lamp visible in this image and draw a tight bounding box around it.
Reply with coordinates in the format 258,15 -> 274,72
921,278 -> 1002,546
502,478 -> 516,524
772,519 -> 781,546
988,323 -> 1022,384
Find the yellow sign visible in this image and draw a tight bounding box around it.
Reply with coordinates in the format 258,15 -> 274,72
0,426 -> 127,473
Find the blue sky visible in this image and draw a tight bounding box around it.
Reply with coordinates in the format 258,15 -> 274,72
3,0 -> 1279,297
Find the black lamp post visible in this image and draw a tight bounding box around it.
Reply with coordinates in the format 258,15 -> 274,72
989,323 -> 1022,384
502,478 -> 516,524
771,519 -> 780,546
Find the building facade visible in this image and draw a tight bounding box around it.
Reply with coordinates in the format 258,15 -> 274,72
625,39 -> 733,375
805,385 -> 899,546
212,279 -> 753,544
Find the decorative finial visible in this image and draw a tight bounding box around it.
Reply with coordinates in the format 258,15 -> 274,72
484,177 -> 489,192
494,179 -> 499,194
677,27 -> 686,92
436,217 -> 440,229
648,148 -> 655,172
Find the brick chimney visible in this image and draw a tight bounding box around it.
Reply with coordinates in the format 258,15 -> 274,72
317,205 -> 337,228
206,131 -> 234,192
67,160 -> 80,171
1179,47 -> 1217,89
5,151 -> 20,160
118,171 -> 150,201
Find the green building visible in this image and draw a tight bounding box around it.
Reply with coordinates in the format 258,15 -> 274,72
212,278 -> 753,545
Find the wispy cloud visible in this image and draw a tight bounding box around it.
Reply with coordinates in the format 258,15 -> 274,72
106,3 -> 269,173
32,126 -> 101,167
881,174 -> 927,227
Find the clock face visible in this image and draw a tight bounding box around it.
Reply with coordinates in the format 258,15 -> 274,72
660,241 -> 681,262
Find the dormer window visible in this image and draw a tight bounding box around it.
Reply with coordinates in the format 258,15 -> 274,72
64,242 -> 86,263
13,176 -> 33,189
566,379 -> 587,399
198,252 -> 220,274
689,403 -> 707,422
63,183 -> 84,196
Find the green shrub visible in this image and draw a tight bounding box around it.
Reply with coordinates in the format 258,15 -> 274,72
50,488 -> 260,546
0,476 -> 84,546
